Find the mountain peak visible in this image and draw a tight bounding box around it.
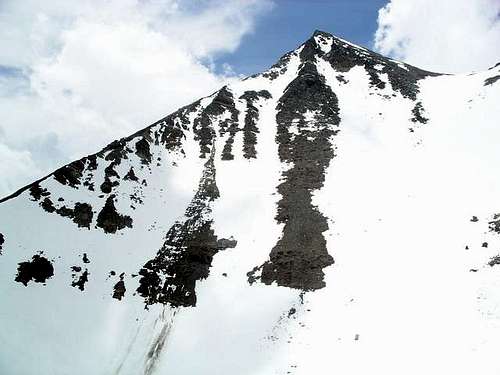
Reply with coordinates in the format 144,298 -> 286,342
312,29 -> 333,38
1,28 -> 499,375
259,29 -> 439,102
309,29 -> 365,53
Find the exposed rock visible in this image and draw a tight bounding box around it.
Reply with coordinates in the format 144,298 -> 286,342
72,203 -> 94,228
53,159 -> 85,188
104,164 -> 119,179
101,140 -> 128,163
262,50 -> 294,80
100,162 -> 121,194
149,105 -> 192,153
86,155 -> 98,170
216,238 -> 237,249
124,167 -> 139,182
130,193 -> 144,206
96,195 -> 133,234
484,75 -> 500,86
336,75 -> 348,84
215,89 -> 240,161
249,60 -> 337,291
137,152 -> 233,307
135,137 -> 152,164
0,233 -> 4,255
411,102 -> 429,124
100,180 -> 116,194
71,268 -> 89,291
29,183 -> 50,201
488,256 -> 500,267
56,202 -> 94,229
239,90 -> 272,159
488,214 -> 500,233
309,30 -> 439,101
41,198 -> 56,213
112,273 -> 126,300
247,265 -> 261,285
159,117 -> 186,151
15,254 -> 54,286
239,90 -> 272,102
193,87 -> 239,159
29,184 -> 94,228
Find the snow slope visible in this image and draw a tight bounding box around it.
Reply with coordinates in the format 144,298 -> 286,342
0,30 -> 500,375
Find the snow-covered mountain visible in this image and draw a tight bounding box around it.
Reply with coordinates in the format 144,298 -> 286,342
1,30 -> 500,374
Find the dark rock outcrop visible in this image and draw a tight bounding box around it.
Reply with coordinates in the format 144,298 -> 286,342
488,214 -> 500,234
112,273 -> 126,300
484,75 -> 500,86
137,151 -> 235,307
193,87 -> 239,159
411,102 -> 429,124
53,159 -> 86,188
96,195 -> 133,234
310,30 -> 439,100
56,202 -> 94,229
249,59 -> 338,291
135,137 -> 152,164
239,90 -> 272,159
488,256 -> 500,267
71,268 -> 89,291
15,254 -> 54,286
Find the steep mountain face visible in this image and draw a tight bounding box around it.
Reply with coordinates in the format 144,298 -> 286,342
1,30 -> 500,374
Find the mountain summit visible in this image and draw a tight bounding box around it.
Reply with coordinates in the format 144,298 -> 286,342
1,31 -> 500,375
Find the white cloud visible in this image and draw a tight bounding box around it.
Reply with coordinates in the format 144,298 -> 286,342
0,144 -> 42,196
0,0 -> 272,197
374,0 -> 500,73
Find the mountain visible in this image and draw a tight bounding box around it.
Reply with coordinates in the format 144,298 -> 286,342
1,30 -> 500,375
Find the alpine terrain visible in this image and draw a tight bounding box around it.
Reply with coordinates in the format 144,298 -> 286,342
1,30 -> 500,375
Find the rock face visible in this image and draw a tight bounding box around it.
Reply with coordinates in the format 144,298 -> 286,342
96,195 -> 133,233
0,30 -> 500,375
136,151 -> 230,307
249,60 -> 339,290
14,253 -> 54,286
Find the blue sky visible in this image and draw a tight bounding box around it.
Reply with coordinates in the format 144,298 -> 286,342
215,0 -> 387,75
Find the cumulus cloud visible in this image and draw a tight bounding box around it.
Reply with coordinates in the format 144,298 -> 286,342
0,0 -> 272,197
374,0 -> 500,73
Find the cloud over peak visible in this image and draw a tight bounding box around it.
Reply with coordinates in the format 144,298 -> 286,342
374,0 -> 500,73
